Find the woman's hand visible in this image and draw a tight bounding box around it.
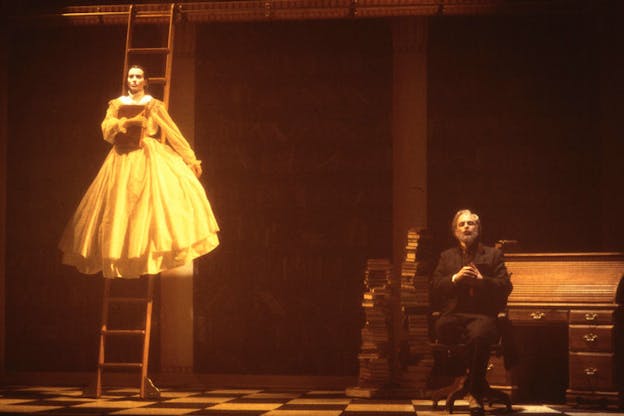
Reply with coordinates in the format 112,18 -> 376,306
122,114 -> 146,129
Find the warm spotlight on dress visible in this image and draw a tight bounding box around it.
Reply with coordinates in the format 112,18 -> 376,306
59,94 -> 220,278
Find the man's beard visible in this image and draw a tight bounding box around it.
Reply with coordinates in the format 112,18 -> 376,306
457,231 -> 478,246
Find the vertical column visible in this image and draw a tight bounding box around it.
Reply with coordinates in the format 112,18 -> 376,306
0,16 -> 7,375
159,22 -> 197,375
391,17 -> 428,376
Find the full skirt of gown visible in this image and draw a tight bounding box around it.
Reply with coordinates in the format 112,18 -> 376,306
59,137 -> 220,278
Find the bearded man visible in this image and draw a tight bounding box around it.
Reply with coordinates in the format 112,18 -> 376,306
431,209 -> 513,415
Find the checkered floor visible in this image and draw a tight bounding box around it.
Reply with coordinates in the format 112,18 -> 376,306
0,385 -> 621,415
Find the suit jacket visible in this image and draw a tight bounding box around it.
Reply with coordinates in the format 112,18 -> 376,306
431,243 -> 512,316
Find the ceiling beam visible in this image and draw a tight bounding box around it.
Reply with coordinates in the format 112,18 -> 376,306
10,0 -> 601,26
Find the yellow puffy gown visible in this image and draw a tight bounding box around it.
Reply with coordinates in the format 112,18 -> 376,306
59,94 -> 220,278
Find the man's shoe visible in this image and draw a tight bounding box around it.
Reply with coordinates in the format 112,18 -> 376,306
467,394 -> 484,416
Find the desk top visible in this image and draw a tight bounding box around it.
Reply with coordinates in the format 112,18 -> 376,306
505,252 -> 624,307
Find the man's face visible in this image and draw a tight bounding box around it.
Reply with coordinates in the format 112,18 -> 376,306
454,212 -> 479,246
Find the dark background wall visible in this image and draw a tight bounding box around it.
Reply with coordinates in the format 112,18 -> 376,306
5,24 -> 154,372
4,8 -> 623,375
192,20 -> 393,375
427,13 -> 624,251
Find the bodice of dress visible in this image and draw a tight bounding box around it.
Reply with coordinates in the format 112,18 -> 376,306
119,94 -> 159,138
101,94 -> 201,166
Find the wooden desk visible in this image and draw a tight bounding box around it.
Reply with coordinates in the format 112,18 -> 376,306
487,252 -> 624,407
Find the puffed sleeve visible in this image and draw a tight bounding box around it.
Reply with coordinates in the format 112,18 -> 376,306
100,99 -> 127,144
150,100 -> 201,166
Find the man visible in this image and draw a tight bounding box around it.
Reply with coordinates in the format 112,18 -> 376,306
431,209 -> 513,415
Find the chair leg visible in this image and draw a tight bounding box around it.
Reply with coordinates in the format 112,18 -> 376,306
431,375 -> 466,409
484,384 -> 512,412
431,377 -> 512,414
446,379 -> 468,414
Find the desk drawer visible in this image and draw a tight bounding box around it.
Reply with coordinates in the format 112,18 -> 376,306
569,352 -> 614,391
569,325 -> 613,352
508,309 -> 568,324
569,310 -> 614,325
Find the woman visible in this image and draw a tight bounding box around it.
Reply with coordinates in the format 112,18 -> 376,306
59,65 -> 220,278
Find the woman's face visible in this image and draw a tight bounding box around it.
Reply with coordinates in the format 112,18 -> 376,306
127,67 -> 146,94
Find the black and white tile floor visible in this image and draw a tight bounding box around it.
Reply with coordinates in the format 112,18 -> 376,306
0,385 -> 621,415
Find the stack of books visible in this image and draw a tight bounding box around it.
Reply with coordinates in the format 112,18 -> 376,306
356,259 -> 392,389
364,259 -> 392,289
397,229 -> 433,395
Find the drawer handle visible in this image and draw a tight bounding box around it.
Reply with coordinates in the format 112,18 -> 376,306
584,367 -> 598,376
584,313 -> 598,321
530,312 -> 545,320
583,333 -> 598,343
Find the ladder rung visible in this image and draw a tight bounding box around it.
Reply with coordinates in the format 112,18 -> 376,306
127,47 -> 170,54
148,77 -> 167,84
61,11 -> 130,18
107,297 -> 149,303
134,12 -> 173,19
102,329 -> 146,336
101,362 -> 143,369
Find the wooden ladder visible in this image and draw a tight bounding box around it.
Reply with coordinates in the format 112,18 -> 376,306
85,276 -> 160,399
122,3 -> 177,109
85,5 -> 179,399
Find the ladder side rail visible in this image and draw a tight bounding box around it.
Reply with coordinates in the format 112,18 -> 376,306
121,4 -> 135,96
163,3 -> 176,109
140,276 -> 156,399
95,278 -> 113,398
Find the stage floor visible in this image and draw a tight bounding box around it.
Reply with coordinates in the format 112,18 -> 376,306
0,385 -> 621,415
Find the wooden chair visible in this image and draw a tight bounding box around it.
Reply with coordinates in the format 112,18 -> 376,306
429,311 -> 513,413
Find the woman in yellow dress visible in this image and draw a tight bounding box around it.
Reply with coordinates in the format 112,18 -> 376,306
60,65 -> 220,278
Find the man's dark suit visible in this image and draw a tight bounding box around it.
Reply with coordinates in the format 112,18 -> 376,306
431,243 -> 513,401
432,243 -> 512,317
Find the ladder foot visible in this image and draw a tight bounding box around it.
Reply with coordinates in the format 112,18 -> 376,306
143,377 -> 161,400
82,377 -> 100,398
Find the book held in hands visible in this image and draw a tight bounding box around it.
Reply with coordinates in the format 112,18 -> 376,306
115,104 -> 145,152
